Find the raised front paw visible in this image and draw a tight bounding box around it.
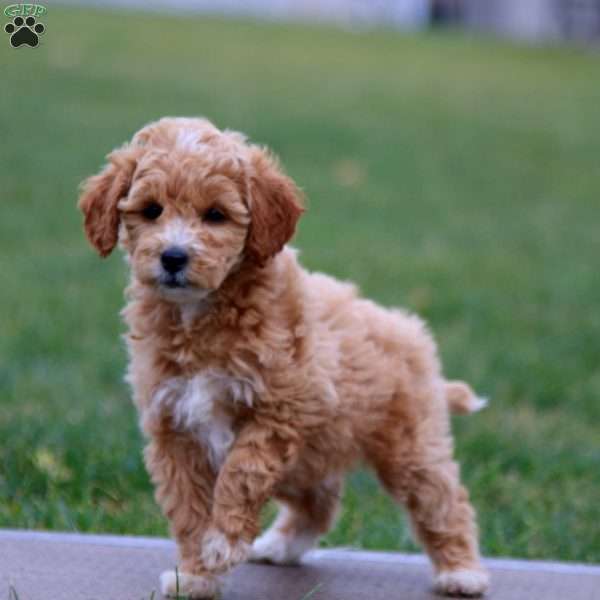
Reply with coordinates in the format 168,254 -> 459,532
160,570 -> 218,599
201,527 -> 251,572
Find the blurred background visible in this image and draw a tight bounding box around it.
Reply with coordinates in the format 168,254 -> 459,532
60,0 -> 600,42
1,0 -> 599,564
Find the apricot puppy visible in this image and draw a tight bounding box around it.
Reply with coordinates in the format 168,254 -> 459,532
79,117 -> 489,598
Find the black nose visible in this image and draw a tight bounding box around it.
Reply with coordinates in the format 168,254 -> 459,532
161,247 -> 188,274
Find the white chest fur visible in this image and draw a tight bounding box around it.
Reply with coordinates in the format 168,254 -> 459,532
150,372 -> 254,471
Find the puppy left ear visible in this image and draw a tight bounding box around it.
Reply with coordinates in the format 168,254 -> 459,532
246,147 -> 304,264
78,147 -> 136,257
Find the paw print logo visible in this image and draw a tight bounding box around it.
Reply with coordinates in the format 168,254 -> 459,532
4,15 -> 45,48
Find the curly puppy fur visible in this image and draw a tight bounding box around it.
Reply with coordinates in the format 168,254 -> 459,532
79,117 -> 489,598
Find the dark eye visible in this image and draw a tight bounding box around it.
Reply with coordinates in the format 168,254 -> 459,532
141,202 -> 163,220
203,207 -> 227,224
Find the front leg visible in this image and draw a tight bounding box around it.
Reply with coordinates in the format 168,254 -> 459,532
201,425 -> 298,573
145,427 -> 218,598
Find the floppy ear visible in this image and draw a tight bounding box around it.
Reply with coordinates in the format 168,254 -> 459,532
78,148 -> 136,257
246,147 -> 304,264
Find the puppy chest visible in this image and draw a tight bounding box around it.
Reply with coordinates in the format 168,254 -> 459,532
151,372 -> 254,470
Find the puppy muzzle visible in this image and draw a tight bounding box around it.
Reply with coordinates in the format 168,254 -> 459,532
160,246 -> 189,288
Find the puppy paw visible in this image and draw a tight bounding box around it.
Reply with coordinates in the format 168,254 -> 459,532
201,527 -> 250,572
160,570 -> 218,599
434,568 -> 489,597
249,529 -> 316,566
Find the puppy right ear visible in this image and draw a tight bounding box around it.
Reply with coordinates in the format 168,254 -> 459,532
78,148 -> 135,257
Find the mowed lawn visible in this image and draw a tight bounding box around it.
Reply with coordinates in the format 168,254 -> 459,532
1,6 -> 599,563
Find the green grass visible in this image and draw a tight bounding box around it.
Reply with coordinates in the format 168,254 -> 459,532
1,6 -> 599,563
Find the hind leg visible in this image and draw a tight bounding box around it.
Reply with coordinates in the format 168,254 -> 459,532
250,475 -> 342,565
371,416 -> 488,596
403,460 -> 488,596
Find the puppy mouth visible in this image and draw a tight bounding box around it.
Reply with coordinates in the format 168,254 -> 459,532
159,272 -> 189,289
156,272 -> 212,302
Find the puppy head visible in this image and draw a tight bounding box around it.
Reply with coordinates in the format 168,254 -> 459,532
79,117 -> 304,302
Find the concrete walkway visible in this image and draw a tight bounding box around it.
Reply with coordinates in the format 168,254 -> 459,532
1,530 -> 599,599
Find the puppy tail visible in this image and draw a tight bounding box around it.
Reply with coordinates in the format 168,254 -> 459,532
445,380 -> 488,415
